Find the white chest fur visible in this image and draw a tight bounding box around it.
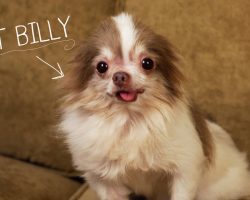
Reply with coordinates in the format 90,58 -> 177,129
60,101 -> 204,182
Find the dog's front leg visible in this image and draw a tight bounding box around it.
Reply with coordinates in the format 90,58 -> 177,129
171,168 -> 202,200
85,173 -> 130,200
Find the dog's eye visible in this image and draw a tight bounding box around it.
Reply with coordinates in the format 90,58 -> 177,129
141,58 -> 154,70
96,61 -> 108,73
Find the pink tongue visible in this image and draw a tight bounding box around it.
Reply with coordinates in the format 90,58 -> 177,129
119,91 -> 137,102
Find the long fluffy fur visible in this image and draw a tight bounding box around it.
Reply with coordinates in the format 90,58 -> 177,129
60,13 -> 250,200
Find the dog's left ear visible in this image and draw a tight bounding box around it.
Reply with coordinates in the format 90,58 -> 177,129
135,18 -> 184,100
148,34 -> 184,99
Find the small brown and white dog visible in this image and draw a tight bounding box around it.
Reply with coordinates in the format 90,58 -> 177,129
60,13 -> 250,200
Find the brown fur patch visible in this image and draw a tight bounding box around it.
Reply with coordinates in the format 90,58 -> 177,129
95,17 -> 122,59
63,43 -> 97,93
190,103 -> 215,164
133,18 -> 184,100
63,17 -> 121,93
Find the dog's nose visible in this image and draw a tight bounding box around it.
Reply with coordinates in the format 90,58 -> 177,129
112,71 -> 130,87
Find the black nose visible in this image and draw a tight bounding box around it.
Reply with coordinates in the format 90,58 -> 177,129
112,71 -> 130,87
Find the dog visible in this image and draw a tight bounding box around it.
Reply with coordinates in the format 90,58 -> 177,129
59,13 -> 250,200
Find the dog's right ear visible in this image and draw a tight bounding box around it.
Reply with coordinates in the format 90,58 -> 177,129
63,42 -> 98,93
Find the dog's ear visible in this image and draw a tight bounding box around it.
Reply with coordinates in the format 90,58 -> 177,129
154,35 -> 184,99
63,42 -> 98,93
134,19 -> 184,100
147,33 -> 184,100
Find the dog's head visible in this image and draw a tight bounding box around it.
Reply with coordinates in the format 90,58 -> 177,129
64,13 -> 184,112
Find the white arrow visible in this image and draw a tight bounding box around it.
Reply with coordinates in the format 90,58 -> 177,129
36,56 -> 64,79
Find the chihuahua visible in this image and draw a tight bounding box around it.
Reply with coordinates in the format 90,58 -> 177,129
60,13 -> 250,200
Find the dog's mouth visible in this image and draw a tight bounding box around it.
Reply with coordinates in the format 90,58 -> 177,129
115,89 -> 144,102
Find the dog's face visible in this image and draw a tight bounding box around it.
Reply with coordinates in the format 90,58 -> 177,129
64,13 -> 183,112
